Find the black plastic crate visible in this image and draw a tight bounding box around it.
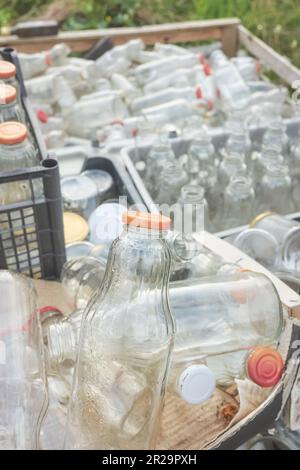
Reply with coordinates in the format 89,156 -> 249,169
0,47 -> 66,279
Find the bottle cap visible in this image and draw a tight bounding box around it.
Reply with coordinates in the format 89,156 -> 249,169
198,53 -> 207,65
63,212 -> 89,244
123,211 -> 171,231
177,364 -> 216,405
36,109 -> 49,123
247,347 -> 284,388
0,84 -> 17,104
204,64 -> 212,76
0,60 -> 16,79
195,86 -> 202,99
0,121 -> 27,145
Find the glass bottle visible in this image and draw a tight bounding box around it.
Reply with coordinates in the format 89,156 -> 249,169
0,84 -> 25,123
170,271 -> 283,359
221,176 -> 255,229
262,121 -> 289,157
169,346 -> 284,405
258,164 -> 295,214
145,138 -> 176,196
186,129 -> 215,183
252,145 -> 284,191
64,211 -> 175,450
218,153 -> 247,193
177,184 -> 210,234
155,161 -> 188,206
0,122 -> 38,205
0,270 -> 48,449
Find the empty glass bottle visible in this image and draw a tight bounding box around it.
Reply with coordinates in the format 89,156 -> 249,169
145,138 -> 176,196
262,121 -> 289,157
0,84 -> 25,123
0,270 -> 48,449
221,176 -> 255,229
186,129 -> 215,184
218,153 -> 247,193
64,211 -> 175,450
169,346 -> 284,405
155,161 -> 188,206
177,184 -> 210,234
252,146 -> 284,190
258,164 -> 295,214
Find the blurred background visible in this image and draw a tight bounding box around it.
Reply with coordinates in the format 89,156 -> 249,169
1,0 -> 300,66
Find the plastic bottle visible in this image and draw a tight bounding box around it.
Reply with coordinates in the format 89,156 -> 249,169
154,42 -> 190,56
142,99 -> 203,126
258,164 -> 295,214
0,84 -> 25,124
144,66 -> 203,93
231,56 -> 259,82
19,43 -> 70,79
64,211 -> 175,450
111,73 -> 137,100
221,176 -> 255,229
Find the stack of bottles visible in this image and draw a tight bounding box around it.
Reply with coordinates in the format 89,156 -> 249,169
37,211 -> 285,450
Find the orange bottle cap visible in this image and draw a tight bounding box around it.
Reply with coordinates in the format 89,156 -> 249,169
0,121 -> 28,145
247,347 -> 284,388
122,211 -> 171,231
0,60 -> 16,79
0,84 -> 17,104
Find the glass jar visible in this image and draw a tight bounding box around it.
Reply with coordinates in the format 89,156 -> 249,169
221,176 -> 255,229
258,164 -> 295,215
0,122 -> 38,205
232,228 -> 280,270
64,211 -> 175,450
0,84 -> 25,123
61,175 -> 99,220
0,270 -> 48,449
250,213 -> 300,272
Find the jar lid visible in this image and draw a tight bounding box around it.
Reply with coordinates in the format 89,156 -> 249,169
0,60 -> 16,79
123,211 -> 171,231
282,226 -> 300,271
249,212 -> 275,228
0,121 -> 28,145
61,175 -> 98,201
247,347 -> 284,388
0,84 -> 17,104
177,364 -> 216,405
63,212 -> 89,244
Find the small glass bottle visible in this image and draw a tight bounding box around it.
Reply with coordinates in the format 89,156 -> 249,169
218,153 -> 247,192
177,184 -> 210,233
0,84 -> 25,124
262,121 -> 289,157
64,211 -> 175,450
186,129 -> 215,183
258,164 -> 295,215
253,145 -> 284,190
145,138 -> 175,196
155,162 -> 188,206
221,176 -> 255,229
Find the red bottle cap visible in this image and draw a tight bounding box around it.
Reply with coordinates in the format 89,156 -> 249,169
0,84 -> 17,104
206,99 -> 213,110
36,109 -> 49,123
204,64 -> 212,76
0,121 -> 28,145
123,211 -> 171,231
247,347 -> 284,388
198,53 -> 207,65
0,60 -> 16,79
195,86 -> 203,99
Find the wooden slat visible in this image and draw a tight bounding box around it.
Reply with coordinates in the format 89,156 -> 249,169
221,25 -> 239,57
0,19 -> 240,53
238,24 -> 300,86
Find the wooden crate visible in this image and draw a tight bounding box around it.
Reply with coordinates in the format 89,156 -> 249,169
1,18 -> 300,85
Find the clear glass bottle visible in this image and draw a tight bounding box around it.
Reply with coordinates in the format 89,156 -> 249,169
145,138 -> 176,196
64,211 -> 175,450
252,145 -> 284,190
169,346 -> 284,405
0,84 -> 25,123
262,121 -> 289,157
258,164 -> 295,214
0,270 -> 48,449
0,121 -> 38,205
218,153 -> 247,193
170,271 -> 283,358
155,162 -> 188,206
221,176 -> 255,229
186,129 -> 215,184
177,184 -> 210,233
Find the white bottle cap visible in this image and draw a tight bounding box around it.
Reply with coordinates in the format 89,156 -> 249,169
177,364 -> 216,405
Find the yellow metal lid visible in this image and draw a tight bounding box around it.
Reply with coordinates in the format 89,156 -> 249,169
249,211 -> 275,228
63,212 -> 89,244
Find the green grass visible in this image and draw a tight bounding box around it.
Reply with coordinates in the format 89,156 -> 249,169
1,0 -> 300,67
